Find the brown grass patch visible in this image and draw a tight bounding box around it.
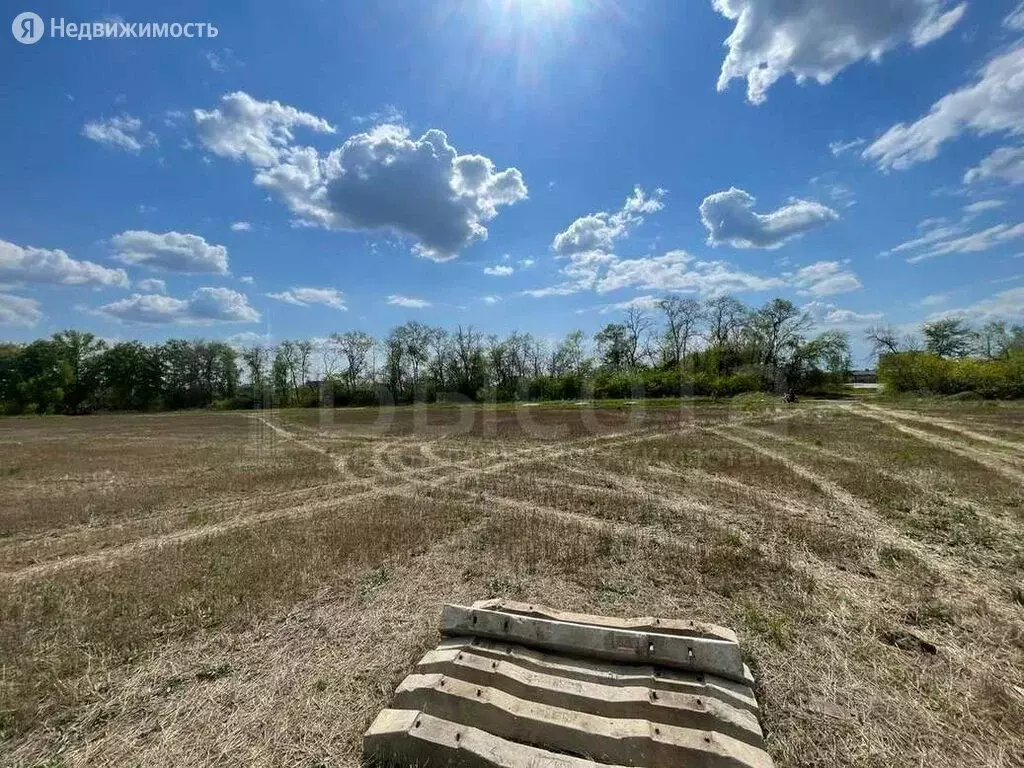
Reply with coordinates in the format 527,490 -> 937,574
1,401 -> 1023,767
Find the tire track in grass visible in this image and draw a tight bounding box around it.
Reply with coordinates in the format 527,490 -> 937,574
1,420 -> 661,576
858,403 -> 1024,457
838,404 -> 1024,484
507,434 -> 1024,629
2,409 -> 826,582
708,417 -> 1024,615
703,425 -> 869,516
732,423 -> 1020,535
0,422 -> 678,582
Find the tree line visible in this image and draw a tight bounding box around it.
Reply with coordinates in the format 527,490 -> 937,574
0,295 -> 859,415
867,318 -> 1024,399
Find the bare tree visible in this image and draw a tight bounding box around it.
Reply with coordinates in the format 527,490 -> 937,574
552,330 -> 586,376
747,299 -> 813,371
704,295 -> 748,348
451,325 -> 487,397
622,308 -> 652,369
332,331 -> 374,389
657,295 -> 703,366
240,346 -> 268,387
523,334 -> 546,378
402,321 -> 433,392
865,325 -> 901,357
427,326 -> 450,391
295,340 -> 314,387
320,337 -> 340,381
974,321 -> 1011,359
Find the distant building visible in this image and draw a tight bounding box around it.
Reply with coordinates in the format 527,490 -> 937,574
849,369 -> 877,384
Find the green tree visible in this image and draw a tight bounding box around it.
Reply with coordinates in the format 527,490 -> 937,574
594,324 -> 629,371
51,330 -> 107,413
922,317 -> 973,358
96,342 -> 163,411
747,299 -> 813,373
15,340 -> 73,413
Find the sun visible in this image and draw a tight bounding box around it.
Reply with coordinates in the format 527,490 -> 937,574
492,0 -> 578,24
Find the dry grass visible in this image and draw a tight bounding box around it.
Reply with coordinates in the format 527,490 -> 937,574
1,399 -> 1023,767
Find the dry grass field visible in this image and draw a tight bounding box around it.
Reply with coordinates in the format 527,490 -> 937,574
1,398 -> 1023,767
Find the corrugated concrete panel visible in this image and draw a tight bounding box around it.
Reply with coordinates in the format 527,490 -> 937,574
435,637 -> 759,714
414,647 -> 762,745
441,604 -> 747,684
392,673 -> 773,768
364,709 -> 631,768
471,600 -> 738,643
363,603 -> 774,768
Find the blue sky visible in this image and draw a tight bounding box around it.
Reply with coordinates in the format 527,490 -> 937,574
2,0 -> 1023,364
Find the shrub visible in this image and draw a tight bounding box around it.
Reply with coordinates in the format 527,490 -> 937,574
878,351 -> 1024,399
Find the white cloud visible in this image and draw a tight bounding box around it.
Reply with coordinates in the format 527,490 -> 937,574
0,239 -> 128,288
910,2 -> 967,45
240,276 -> 255,284
110,231 -> 229,274
811,175 -> 857,208
1005,3 -> 1024,30
963,199 -> 1005,215
882,221 -> 965,255
196,94 -> 526,260
964,146 -> 1024,186
789,260 -> 862,296
351,105 -> 405,125
230,221 -> 252,232
929,287 -> 1024,323
136,278 -> 167,293
82,115 -> 154,153
484,264 -> 514,276
598,295 -> 663,314
825,308 -> 884,324
552,186 -> 664,256
205,51 -> 226,73
700,187 -> 838,249
522,283 -> 585,298
266,286 -> 347,310
163,109 -> 186,127
594,250 -> 786,296
480,294 -> 502,304
0,293 -> 42,326
319,126 -> 527,260
803,300 -> 882,325
226,330 -> 273,349
527,234 -> 792,300
96,287 -> 259,325
518,258 -> 535,268
829,138 -> 866,157
195,91 -> 335,167
918,293 -> 949,306
713,0 -> 966,104
865,45 -> 1024,171
906,223 -> 1024,263
387,294 -> 431,308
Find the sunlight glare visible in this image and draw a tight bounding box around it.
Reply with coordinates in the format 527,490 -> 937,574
496,0 -> 577,24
